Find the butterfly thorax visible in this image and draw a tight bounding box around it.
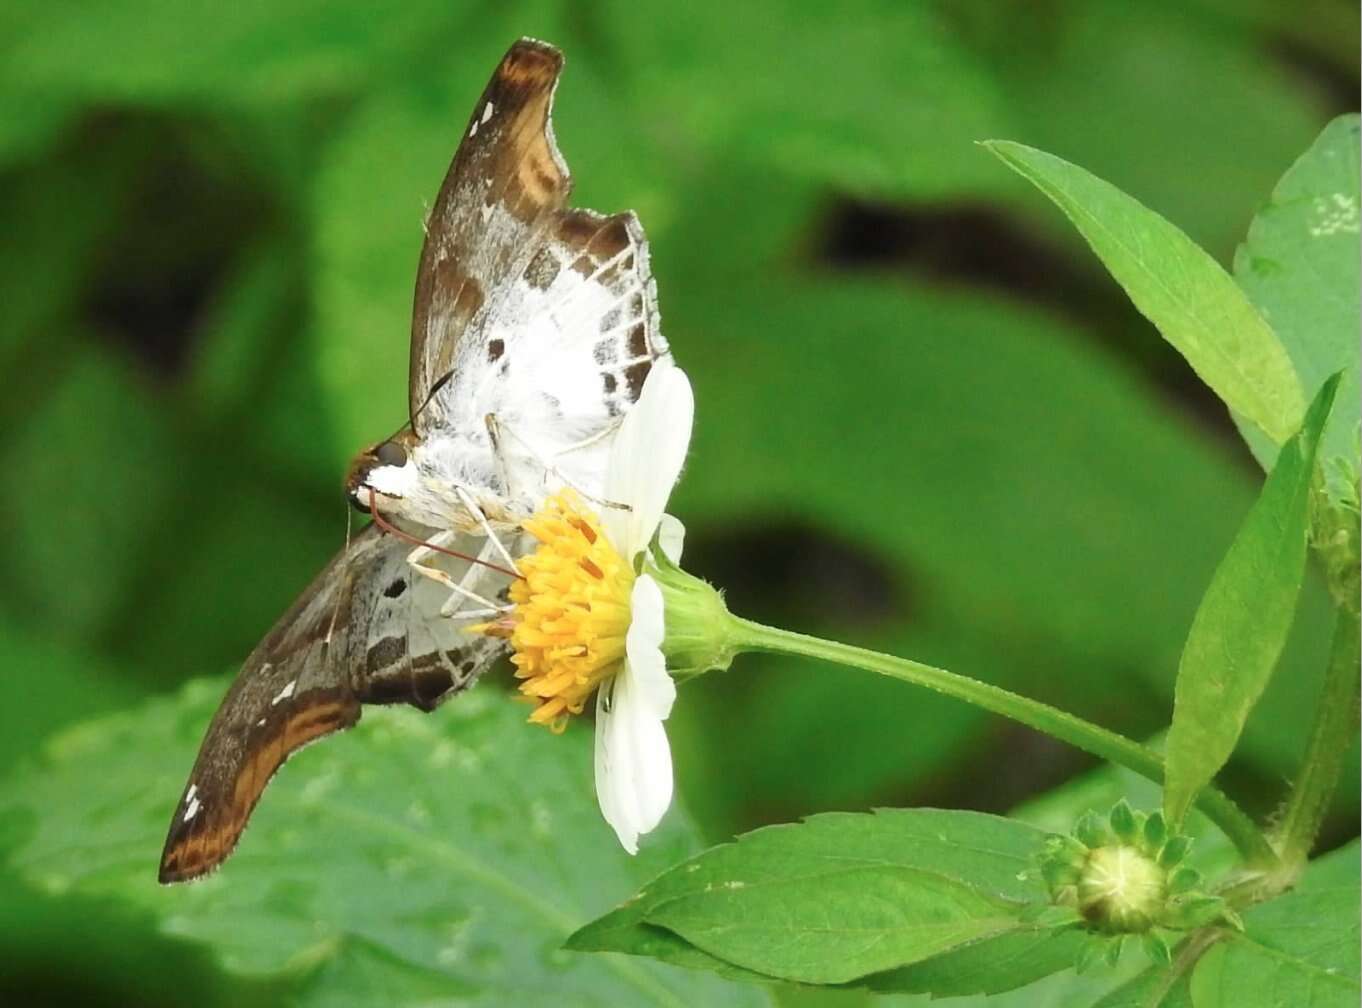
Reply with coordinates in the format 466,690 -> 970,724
347,434 -> 513,533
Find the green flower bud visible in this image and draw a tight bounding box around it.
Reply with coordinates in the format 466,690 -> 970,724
1077,844 -> 1166,933
1037,800 -> 1230,942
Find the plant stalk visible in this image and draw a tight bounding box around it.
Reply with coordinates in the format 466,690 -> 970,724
728,615 -> 1278,869
1273,606 -> 1361,865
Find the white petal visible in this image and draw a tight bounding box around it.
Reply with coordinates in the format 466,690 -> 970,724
602,362 -> 694,558
593,683 -> 636,852
592,577 -> 675,853
625,576 -> 676,721
656,513 -> 685,564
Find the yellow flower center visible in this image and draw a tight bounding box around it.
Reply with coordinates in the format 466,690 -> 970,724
478,491 -> 634,731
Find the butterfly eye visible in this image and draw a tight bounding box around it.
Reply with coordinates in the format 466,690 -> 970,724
375,441 -> 408,467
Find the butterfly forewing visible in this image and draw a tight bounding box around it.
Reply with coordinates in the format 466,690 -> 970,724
410,39 -> 571,423
410,40 -> 668,451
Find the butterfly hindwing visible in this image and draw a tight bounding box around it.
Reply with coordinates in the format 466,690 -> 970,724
158,527 -> 506,883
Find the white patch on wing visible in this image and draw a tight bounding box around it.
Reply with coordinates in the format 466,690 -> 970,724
421,202 -> 666,511
271,679 -> 297,706
482,101 -> 494,123
185,784 -> 198,802
183,797 -> 201,822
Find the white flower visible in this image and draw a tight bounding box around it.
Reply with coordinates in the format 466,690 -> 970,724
593,362 -> 693,852
476,361 -> 694,853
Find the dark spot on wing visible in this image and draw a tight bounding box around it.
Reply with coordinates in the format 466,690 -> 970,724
624,360 -> 651,400
363,673 -> 410,705
569,254 -> 594,279
600,307 -> 622,333
627,323 -> 648,358
461,660 -> 476,675
588,217 -> 631,259
594,339 -> 617,365
384,578 -> 407,599
366,636 -> 407,674
487,338 -> 505,362
602,373 -> 617,394
413,666 -> 456,709
524,247 -> 560,290
557,212 -> 602,246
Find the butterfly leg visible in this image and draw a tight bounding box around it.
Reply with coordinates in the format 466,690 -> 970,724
436,537 -> 512,620
485,413 -> 630,513
454,486 -> 523,575
405,531 -> 508,615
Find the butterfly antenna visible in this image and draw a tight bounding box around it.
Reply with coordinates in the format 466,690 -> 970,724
367,488 -> 518,579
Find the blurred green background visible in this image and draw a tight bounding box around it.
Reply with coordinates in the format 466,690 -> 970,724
1,1 -> 1357,1004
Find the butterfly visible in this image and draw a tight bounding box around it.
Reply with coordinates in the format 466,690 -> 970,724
159,38 -> 671,883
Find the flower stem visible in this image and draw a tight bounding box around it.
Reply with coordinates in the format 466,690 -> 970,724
1273,606 -> 1360,865
727,615 -> 1277,869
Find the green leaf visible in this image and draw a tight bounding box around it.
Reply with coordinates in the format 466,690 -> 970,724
572,809 -> 1052,986
1164,375 -> 1339,826
1189,844 -> 1359,1008
646,863 -> 1018,985
1090,965 -> 1194,1008
0,679 -> 764,1008
1234,115 -> 1362,488
984,139 -> 1304,445
865,927 -> 1089,997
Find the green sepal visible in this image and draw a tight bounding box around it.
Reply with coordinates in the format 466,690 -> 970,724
1142,932 -> 1173,967
1075,811 -> 1110,848
1074,935 -> 1109,974
1167,866 -> 1202,895
1159,835 -> 1192,867
1103,936 -> 1126,968
1143,811 -> 1168,850
1109,800 -> 1139,842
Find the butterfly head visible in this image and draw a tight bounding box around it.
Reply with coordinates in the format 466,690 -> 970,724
345,428 -> 420,514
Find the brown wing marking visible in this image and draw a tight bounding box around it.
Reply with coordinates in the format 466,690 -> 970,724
409,38 -> 571,422
158,686 -> 359,884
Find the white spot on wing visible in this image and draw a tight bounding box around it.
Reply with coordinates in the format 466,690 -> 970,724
482,101 -> 494,124
271,679 -> 297,706
183,797 -> 201,822
185,784 -> 198,802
